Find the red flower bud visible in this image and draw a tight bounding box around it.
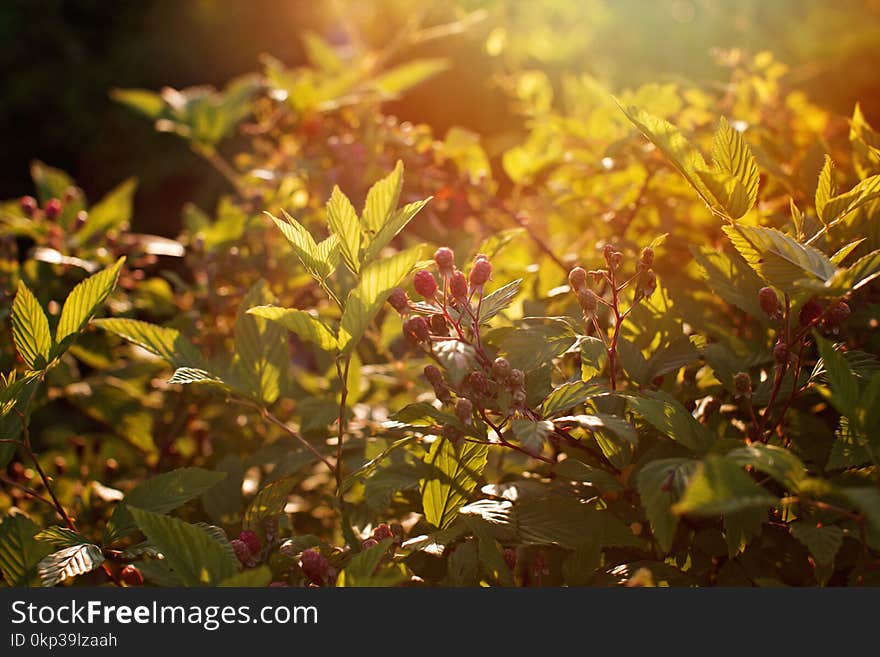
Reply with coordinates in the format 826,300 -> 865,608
774,339 -> 789,364
640,270 -> 657,298
568,266 -> 588,292
758,287 -> 780,317
469,258 -> 492,288
455,398 -> 474,424
733,372 -> 752,397
413,270 -> 438,299
508,369 -> 525,387
492,357 -> 511,380
577,288 -> 599,315
640,247 -> 654,268
19,196 -> 37,216
404,316 -> 430,343
449,270 -> 468,300
300,549 -> 329,583
231,539 -> 254,567
238,530 -> 260,556
120,565 -> 143,586
433,247 -> 455,274
387,287 -> 410,314
799,299 -> 823,327
44,198 -> 62,220
467,371 -> 489,395
372,523 -> 393,541
424,365 -> 444,387
430,313 -> 448,336
825,301 -> 851,327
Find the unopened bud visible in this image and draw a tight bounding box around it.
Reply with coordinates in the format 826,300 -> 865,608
568,267 -> 588,292
449,270 -> 468,300
404,316 -> 430,343
773,339 -> 789,364
508,369 -> 525,388
387,287 -> 410,314
469,258 -> 492,288
577,288 -> 598,315
492,357 -> 511,380
640,246 -> 654,268
430,313 -> 448,336
455,398 -> 474,424
424,365 -> 443,387
413,270 -> 438,299
733,372 -> 752,397
758,287 -> 780,317
433,247 -> 455,274
799,299 -> 823,327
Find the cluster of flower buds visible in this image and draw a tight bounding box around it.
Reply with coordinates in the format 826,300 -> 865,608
759,287 -> 782,319
733,371 -> 752,399
387,247 -> 494,343
362,522 -> 398,550
569,243 -> 658,318
796,297 -> 850,330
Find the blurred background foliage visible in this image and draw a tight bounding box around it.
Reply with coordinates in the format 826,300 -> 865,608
3,0 -> 880,238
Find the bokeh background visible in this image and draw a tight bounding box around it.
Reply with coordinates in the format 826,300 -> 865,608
3,0 -> 880,237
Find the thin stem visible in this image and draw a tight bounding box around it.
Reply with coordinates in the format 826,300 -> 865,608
335,357 -> 352,501
507,210 -> 569,274
16,410 -> 76,531
231,398 -> 335,473
0,474 -> 58,512
197,146 -> 248,196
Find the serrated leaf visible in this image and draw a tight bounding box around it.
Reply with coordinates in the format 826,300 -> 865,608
673,455 -> 775,516
243,475 -> 298,531
636,458 -> 699,553
362,160 -> 403,233
104,467 -> 226,544
246,306 -> 338,352
128,507 -> 238,586
580,335 -> 608,381
553,459 -> 624,493
723,224 -> 835,293
338,246 -> 420,353
790,522 -> 843,565
421,438 -> 488,530
822,249 -> 880,294
336,539 -> 405,587
37,544 -> 105,587
725,444 -> 806,491
271,211 -> 337,283
362,198 -> 430,264
815,155 -> 837,224
471,278 -> 522,326
12,280 -> 52,369
540,381 -> 606,417
234,280 -> 286,404
645,335 -> 702,381
326,185 -> 361,273
34,526 -> 88,549
708,117 -> 759,218
555,414 -> 637,445
624,390 -> 712,453
78,178 -> 137,241
617,102 -> 716,208
92,318 -> 201,368
54,257 -> 125,350
820,173 -> 880,225
0,515 -> 52,586
690,245 -> 766,318
815,336 -> 860,419
510,418 -> 552,453
30,160 -> 75,204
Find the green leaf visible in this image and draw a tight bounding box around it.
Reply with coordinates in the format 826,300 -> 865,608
128,507 -> 238,586
690,245 -> 767,318
243,475 -> 298,531
337,539 -> 405,587
234,280 -> 286,404
838,488 -> 880,534
110,88 -> 165,119
725,444 -> 806,491
820,173 -> 880,225
708,117 -> 759,218
510,418 -> 552,453
553,459 -> 624,493
616,102 -> 716,208
645,335 -> 702,381
470,279 -> 522,326
493,320 -> 577,372
92,318 -> 202,368
723,224 -> 836,293
78,178 -> 137,241
580,335 -> 608,381
326,185 -> 362,273
790,522 -> 843,565
104,467 -> 226,544
636,458 -> 699,553
37,544 -> 105,587
54,257 -> 125,350
821,249 -> 880,295
624,390 -> 712,453
555,414 -> 638,445
815,155 -> 837,224
540,381 -> 606,417
362,198 -> 430,264
338,246 -> 421,353
421,438 -> 488,530
673,455 -> 776,516
0,515 -> 52,586
30,160 -> 75,204
362,160 -> 403,233
468,520 -> 514,586
34,526 -> 88,549
246,306 -> 338,352
271,211 -> 338,284
219,566 -> 273,587
11,280 -> 52,369
815,336 -> 860,419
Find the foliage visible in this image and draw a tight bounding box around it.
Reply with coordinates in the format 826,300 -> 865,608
1,3 -> 879,588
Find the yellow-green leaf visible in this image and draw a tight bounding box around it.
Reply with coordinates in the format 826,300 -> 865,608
92,318 -> 201,368
54,257 -> 125,350
362,160 -> 403,233
421,438 -> 488,529
815,155 -> 836,224
362,197 -> 430,264
247,306 -> 338,352
78,178 -> 138,241
11,280 -> 52,369
326,185 -> 361,273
